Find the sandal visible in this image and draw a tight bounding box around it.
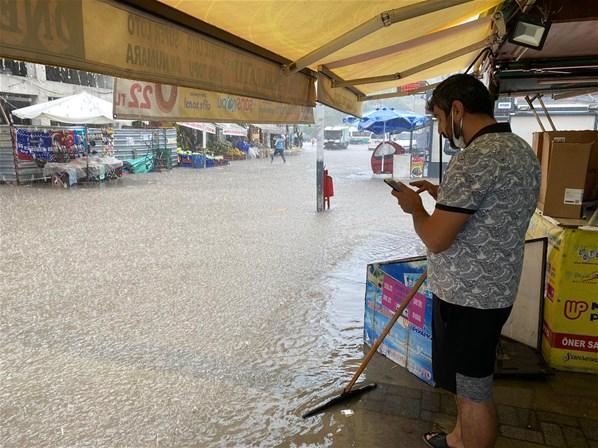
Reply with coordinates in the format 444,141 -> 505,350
422,432 -> 450,448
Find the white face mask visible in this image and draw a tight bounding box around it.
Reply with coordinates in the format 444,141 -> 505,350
450,109 -> 466,149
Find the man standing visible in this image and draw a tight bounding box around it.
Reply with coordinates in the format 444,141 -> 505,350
391,74 -> 540,448
271,135 -> 286,163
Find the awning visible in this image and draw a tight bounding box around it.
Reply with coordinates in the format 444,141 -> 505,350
156,0 -> 502,99
1,0 -> 504,112
0,0 -> 315,107
176,122 -> 216,134
216,123 -> 248,137
11,92 -> 114,124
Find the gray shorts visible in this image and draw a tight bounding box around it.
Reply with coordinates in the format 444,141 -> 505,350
456,373 -> 494,402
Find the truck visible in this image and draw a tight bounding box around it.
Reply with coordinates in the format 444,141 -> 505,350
324,126 -> 349,149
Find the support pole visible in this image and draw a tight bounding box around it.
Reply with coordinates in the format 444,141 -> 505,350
316,105 -> 325,212
202,129 -> 207,168
0,98 -> 19,185
333,40 -> 488,88
525,95 -> 546,132
536,95 -> 557,131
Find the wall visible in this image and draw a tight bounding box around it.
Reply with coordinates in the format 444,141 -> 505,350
510,114 -> 597,145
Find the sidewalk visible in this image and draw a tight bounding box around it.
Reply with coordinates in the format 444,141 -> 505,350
323,354 -> 598,448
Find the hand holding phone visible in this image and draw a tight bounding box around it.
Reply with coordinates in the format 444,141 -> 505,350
384,178 -> 403,193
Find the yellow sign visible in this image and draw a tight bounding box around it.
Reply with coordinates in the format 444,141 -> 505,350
528,213 -> 598,373
0,0 -> 316,107
114,79 -> 314,124
317,73 -> 362,118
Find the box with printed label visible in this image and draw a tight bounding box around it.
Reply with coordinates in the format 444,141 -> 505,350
537,130 -> 598,219
363,258 -> 434,385
527,212 -> 598,373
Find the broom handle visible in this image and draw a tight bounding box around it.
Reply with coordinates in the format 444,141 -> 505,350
343,271 -> 427,394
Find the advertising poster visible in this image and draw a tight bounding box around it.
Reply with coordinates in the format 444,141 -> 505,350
364,257 -> 434,385
16,128 -> 86,161
410,155 -> 425,178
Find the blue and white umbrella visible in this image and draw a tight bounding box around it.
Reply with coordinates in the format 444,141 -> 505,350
344,107 -> 429,135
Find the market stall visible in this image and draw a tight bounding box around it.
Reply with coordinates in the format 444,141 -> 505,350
10,93 -> 122,186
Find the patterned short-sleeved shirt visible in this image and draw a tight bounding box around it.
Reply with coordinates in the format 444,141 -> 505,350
428,123 -> 541,309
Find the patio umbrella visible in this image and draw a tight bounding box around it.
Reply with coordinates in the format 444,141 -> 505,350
344,107 -> 429,135
345,108 -> 429,174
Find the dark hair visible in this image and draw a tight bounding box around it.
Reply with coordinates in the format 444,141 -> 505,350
426,74 -> 494,117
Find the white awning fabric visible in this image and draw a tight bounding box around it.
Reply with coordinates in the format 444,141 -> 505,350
11,92 -> 114,124
177,122 -> 216,134
216,123 -> 248,137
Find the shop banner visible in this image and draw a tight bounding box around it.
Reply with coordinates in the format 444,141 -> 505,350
317,73 -> 362,118
114,79 -> 314,124
0,0 -> 316,107
16,128 -> 86,161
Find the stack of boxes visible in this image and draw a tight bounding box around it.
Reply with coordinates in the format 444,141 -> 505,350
529,129 -> 598,373
364,259 -> 434,385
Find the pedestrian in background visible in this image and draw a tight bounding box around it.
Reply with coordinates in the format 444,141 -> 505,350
271,135 -> 286,163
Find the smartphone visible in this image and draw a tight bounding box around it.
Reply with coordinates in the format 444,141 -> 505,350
384,178 -> 402,192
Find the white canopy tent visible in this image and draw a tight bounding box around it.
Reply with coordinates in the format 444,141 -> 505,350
216,123 -> 248,137
177,122 -> 216,134
11,92 -> 114,125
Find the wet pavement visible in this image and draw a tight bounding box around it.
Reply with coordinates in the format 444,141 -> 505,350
1,143 -> 596,447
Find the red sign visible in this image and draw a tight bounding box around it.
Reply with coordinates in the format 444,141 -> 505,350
397,82 -> 427,93
544,322 -> 598,353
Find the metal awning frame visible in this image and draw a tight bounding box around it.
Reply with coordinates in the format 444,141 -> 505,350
283,0 -> 475,74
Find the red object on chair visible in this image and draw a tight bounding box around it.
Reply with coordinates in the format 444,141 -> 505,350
324,169 -> 334,209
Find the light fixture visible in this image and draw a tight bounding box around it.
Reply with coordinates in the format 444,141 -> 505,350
508,15 -> 551,51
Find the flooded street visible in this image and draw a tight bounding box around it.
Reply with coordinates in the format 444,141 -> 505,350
0,144 -> 432,447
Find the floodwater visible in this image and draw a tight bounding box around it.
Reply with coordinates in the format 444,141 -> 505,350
0,144 -> 434,447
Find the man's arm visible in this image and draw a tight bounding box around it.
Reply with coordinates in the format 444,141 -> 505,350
411,207 -> 471,254
392,182 -> 471,254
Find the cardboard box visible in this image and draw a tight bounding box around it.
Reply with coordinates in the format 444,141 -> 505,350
363,261 -> 434,385
538,133 -> 595,218
539,131 -> 598,204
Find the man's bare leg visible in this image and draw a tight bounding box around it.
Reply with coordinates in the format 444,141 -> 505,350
456,396 -> 498,448
444,395 -> 464,448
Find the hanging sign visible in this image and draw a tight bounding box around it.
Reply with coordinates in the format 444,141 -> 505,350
0,0 -> 316,107
114,79 -> 314,124
317,73 -> 362,118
